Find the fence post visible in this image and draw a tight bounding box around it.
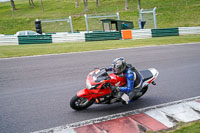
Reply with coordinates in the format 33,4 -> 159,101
138,9 -> 143,28
84,14 -> 89,33
69,16 -> 74,33
153,7 -> 157,29
117,12 -> 120,20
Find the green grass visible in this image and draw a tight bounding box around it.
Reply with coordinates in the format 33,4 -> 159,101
0,34 -> 199,58
169,122 -> 200,133
0,0 -> 200,34
151,121 -> 200,133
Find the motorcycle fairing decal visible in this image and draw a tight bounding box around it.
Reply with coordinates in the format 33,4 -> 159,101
115,81 -> 120,86
147,77 -> 156,84
95,69 -> 100,74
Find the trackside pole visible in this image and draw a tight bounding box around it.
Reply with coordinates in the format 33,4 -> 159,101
117,12 -> 120,20
153,7 -> 157,29
69,16 -> 74,33
84,14 -> 89,33
139,7 -> 157,29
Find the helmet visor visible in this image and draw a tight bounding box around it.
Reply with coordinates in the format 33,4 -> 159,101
114,67 -> 121,74
112,64 -> 123,74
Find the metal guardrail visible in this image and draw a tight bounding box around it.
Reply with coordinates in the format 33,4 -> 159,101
0,27 -> 199,45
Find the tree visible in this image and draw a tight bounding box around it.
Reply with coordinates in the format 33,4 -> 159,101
125,0 -> 128,10
10,0 -> 16,11
40,0 -> 44,12
138,0 -> 141,10
96,0 -> 99,7
29,0 -> 35,7
83,0 -> 88,11
75,0 -> 79,8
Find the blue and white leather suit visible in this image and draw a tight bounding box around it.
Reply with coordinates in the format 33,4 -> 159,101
108,66 -> 143,103
120,69 -> 135,93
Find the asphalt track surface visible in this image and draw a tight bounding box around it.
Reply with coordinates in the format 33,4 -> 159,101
0,43 -> 200,133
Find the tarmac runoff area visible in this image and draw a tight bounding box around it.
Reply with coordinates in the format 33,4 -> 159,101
33,96 -> 200,133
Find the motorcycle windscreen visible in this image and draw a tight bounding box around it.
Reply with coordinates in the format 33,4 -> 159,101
92,69 -> 110,83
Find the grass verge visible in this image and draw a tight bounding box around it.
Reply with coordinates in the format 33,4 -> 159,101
0,0 -> 200,34
150,121 -> 200,133
0,34 -> 200,58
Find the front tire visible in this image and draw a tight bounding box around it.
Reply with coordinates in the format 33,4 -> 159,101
70,95 -> 95,111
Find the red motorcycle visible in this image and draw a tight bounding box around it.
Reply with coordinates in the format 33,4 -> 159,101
70,67 -> 159,111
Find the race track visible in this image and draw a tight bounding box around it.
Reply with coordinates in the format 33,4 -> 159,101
0,43 -> 200,133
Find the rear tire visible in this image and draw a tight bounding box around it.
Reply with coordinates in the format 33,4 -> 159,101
70,95 -> 95,111
132,86 -> 148,100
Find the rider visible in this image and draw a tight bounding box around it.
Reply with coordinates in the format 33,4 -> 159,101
107,57 -> 143,104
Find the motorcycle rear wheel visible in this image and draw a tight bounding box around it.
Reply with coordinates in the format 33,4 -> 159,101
132,86 -> 148,100
70,95 -> 95,111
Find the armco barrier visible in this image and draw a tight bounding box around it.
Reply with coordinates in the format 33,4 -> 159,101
18,35 -> 52,45
0,27 -> 200,46
85,32 -> 121,42
52,32 -> 85,43
132,29 -> 152,39
0,35 -> 18,45
179,27 -> 200,35
151,28 -> 179,37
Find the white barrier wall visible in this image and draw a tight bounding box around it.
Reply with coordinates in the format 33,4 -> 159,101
132,29 -> 152,39
0,35 -> 18,46
179,27 -> 200,35
52,32 -> 85,43
0,27 -> 199,45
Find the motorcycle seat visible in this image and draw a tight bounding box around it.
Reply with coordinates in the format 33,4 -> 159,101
139,70 -> 153,82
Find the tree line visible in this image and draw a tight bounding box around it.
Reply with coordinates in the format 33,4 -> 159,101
10,0 -> 141,11
11,0 -> 35,10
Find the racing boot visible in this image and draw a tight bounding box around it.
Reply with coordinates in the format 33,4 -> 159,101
121,93 -> 130,105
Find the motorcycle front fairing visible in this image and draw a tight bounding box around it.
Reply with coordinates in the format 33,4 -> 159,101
77,87 -> 112,100
77,69 -> 112,101
77,89 -> 93,100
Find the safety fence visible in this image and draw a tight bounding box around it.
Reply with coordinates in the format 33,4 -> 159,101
179,27 -> 200,35
52,32 -> 86,43
85,32 -> 121,42
151,28 -> 179,37
0,27 -> 200,45
0,35 -> 18,45
18,35 -> 52,44
132,29 -> 152,39
121,27 -> 200,40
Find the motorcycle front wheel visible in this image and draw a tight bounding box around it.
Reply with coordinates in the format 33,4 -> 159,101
70,95 -> 95,111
